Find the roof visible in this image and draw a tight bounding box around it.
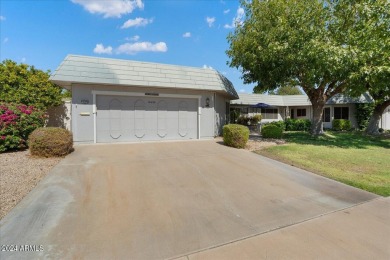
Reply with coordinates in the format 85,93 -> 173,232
231,93 -> 373,106
50,55 -> 238,99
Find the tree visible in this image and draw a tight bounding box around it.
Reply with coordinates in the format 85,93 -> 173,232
266,85 -> 302,95
0,60 -> 64,110
227,0 -> 389,135
343,2 -> 390,134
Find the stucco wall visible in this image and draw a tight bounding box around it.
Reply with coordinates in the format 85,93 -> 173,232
71,84 -> 226,143
46,100 -> 71,130
380,105 -> 390,130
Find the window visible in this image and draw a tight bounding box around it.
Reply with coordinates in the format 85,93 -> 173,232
240,107 -> 248,114
290,109 -> 294,119
261,108 -> 278,119
322,107 -> 331,122
334,107 -> 349,120
297,108 -> 306,117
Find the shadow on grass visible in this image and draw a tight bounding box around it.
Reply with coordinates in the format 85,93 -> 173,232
283,131 -> 390,149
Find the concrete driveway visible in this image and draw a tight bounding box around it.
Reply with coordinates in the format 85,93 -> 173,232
0,141 -> 388,259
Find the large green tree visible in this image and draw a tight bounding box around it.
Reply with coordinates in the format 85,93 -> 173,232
0,60 -> 63,110
344,2 -> 390,134
267,85 -> 302,95
227,0 -> 389,135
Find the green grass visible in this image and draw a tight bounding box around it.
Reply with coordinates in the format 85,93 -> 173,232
256,131 -> 390,196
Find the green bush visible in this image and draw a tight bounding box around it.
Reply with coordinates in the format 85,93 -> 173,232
285,118 -> 311,131
333,119 -> 352,131
355,103 -> 374,130
28,127 -> 73,157
268,120 -> 285,131
0,103 -> 46,152
261,124 -> 283,138
252,114 -> 262,124
223,124 -> 250,148
237,114 -> 262,126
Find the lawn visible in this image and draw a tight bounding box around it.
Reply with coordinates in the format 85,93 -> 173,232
256,131 -> 390,196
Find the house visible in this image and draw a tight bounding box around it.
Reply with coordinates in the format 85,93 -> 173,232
50,55 -> 238,144
231,93 -> 390,130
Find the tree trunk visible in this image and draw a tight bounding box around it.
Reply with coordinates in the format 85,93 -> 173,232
310,100 -> 326,135
365,99 -> 390,135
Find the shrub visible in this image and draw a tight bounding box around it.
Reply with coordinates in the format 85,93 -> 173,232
251,114 -> 262,124
333,119 -> 352,131
236,115 -> 250,125
28,127 -> 73,157
237,114 -> 262,126
261,124 -> 283,138
268,120 -> 285,131
355,103 -> 374,130
0,103 -> 46,152
285,118 -> 311,131
223,124 -> 250,148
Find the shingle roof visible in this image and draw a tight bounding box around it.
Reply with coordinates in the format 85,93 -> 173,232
50,55 -> 238,99
231,93 -> 373,106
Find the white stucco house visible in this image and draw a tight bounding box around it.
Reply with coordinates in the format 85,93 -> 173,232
231,93 -> 390,130
50,55 -> 238,144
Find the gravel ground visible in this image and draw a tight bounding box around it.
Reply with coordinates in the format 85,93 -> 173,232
0,150 -> 62,220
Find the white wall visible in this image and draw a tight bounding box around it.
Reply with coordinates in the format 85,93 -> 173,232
71,84 -> 223,143
46,100 -> 71,130
380,105 -> 390,130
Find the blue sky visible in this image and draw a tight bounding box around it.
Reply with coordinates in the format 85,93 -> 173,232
0,0 -> 254,93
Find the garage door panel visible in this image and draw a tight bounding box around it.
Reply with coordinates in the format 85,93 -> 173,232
157,101 -> 167,138
134,99 -> 146,139
97,95 -> 198,142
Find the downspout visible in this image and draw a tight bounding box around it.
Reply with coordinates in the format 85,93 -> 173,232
214,92 -> 217,137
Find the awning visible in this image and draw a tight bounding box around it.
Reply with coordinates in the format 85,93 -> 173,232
251,103 -> 272,108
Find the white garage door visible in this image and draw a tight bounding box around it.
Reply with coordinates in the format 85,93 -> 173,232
96,95 -> 198,143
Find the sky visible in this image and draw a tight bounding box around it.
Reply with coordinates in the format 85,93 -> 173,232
0,0 -> 255,93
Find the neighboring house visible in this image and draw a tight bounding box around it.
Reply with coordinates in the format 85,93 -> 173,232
50,55 -> 238,144
231,93 -> 390,130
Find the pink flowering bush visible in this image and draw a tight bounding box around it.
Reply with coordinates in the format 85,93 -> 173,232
0,103 -> 46,152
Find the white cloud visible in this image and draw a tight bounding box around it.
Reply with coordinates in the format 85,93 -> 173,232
206,17 -> 216,27
182,32 -> 191,38
71,0 -> 143,18
3,37 -> 8,43
223,9 -> 230,14
202,64 -> 213,70
121,17 -> 153,29
93,43 -> 113,54
224,7 -> 244,29
0,16 -> 5,21
125,35 -> 140,41
116,41 -> 167,54
21,57 -> 26,63
239,89 -> 246,93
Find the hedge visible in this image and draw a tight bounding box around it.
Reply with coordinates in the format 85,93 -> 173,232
261,124 -> 283,138
223,124 -> 249,148
285,118 -> 311,131
332,119 -> 352,131
28,127 -> 73,157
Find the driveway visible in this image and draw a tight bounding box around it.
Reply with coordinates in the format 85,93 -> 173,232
0,141 -> 387,259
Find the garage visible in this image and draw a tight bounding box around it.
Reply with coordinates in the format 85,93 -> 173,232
96,95 -> 198,142
50,55 -> 238,144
